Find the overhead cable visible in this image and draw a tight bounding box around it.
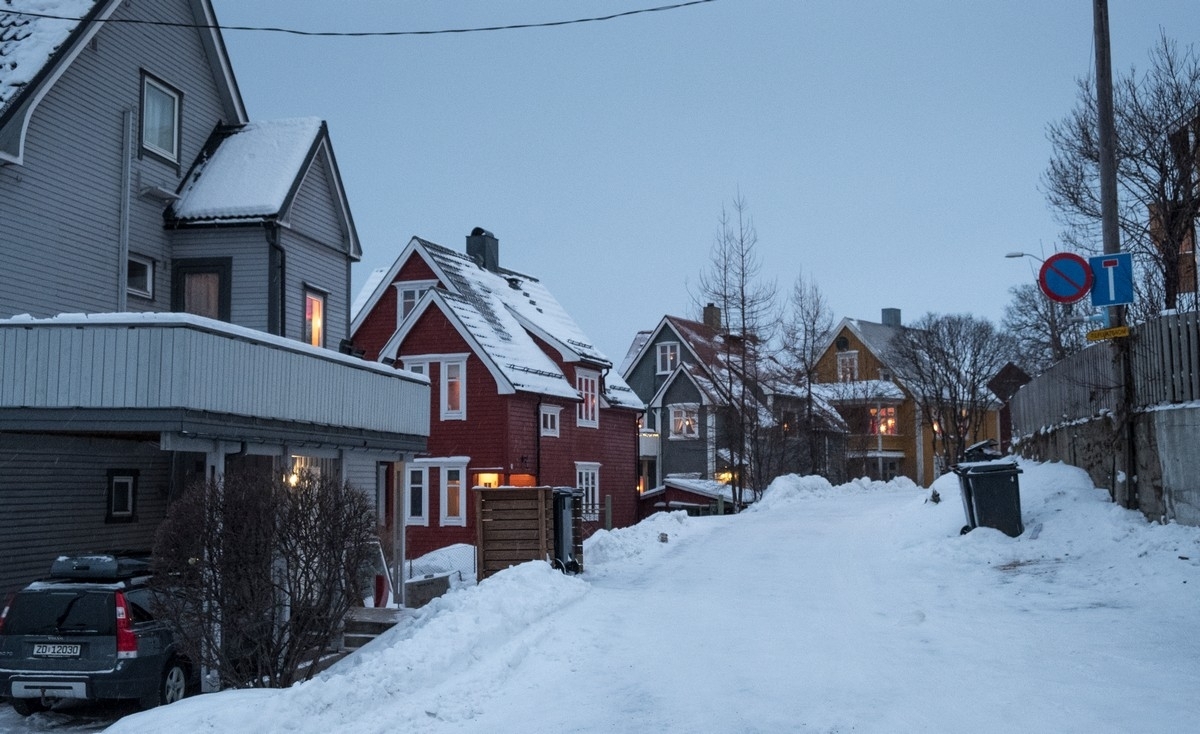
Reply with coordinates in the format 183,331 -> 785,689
6,0 -> 717,37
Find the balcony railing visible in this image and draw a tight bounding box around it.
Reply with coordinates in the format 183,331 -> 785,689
0,313 -> 429,437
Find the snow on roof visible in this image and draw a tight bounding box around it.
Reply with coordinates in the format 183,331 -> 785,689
0,1 -> 97,115
398,237 -> 641,409
812,379 -> 906,403
351,267 -> 388,321
619,330 -> 651,374
640,475 -> 741,504
433,289 -> 579,400
170,117 -> 324,222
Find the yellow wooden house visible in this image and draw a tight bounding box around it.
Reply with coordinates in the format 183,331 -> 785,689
811,309 -> 1003,487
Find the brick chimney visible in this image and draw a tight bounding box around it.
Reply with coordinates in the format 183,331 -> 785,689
881,308 -> 901,327
466,227 -> 499,272
703,303 -> 722,330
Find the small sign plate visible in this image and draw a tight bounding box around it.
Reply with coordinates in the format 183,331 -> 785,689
1086,326 -> 1131,342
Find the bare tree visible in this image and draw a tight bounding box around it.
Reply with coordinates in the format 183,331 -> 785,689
152,469 -> 377,689
692,194 -> 778,507
1044,33 -> 1200,313
1001,283 -> 1089,375
886,314 -> 1014,468
779,269 -> 839,476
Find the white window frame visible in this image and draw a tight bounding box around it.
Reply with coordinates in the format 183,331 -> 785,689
127,254 -> 154,299
106,471 -> 137,523
440,463 -> 468,527
394,280 -> 437,322
141,74 -> 180,162
576,368 -> 599,428
402,358 -> 428,378
441,357 -> 467,421
837,350 -> 859,382
669,404 -> 699,440
576,462 -> 600,522
540,404 -> 562,437
304,289 -> 326,347
656,342 -> 680,374
403,465 -> 429,526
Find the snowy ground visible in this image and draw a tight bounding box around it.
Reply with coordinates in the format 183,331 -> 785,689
3,459 -> 1198,733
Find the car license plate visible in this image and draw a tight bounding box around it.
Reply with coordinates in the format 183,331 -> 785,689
32,643 -> 81,657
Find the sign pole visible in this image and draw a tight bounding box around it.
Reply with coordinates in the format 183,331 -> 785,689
1094,0 -> 1137,511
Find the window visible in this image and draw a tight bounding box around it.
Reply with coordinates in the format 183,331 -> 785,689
304,290 -> 325,347
395,281 -> 436,321
440,465 -> 467,527
576,462 -> 600,522
669,405 -> 699,439
106,470 -> 137,523
127,255 -> 153,299
540,405 -> 562,437
141,74 -> 180,163
576,369 -> 599,428
656,342 -> 680,374
173,258 -> 231,321
870,406 -> 898,435
441,358 -> 466,420
404,466 -> 428,526
837,351 -> 859,382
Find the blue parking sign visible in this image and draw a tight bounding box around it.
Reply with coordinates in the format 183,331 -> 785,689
1089,253 -> 1134,308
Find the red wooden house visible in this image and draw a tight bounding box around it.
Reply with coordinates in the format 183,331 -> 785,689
351,229 -> 643,558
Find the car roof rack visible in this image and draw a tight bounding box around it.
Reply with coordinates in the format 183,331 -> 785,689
48,554 -> 151,580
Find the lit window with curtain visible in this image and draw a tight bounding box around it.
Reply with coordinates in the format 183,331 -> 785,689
305,291 -> 325,347
441,465 -> 467,526
870,406 -> 898,435
669,405 -> 699,439
576,369 -> 599,428
441,358 -> 466,420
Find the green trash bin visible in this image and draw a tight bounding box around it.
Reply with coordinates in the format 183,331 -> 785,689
952,461 -> 1024,537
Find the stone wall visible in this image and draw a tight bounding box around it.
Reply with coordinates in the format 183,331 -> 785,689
1013,405 -> 1200,525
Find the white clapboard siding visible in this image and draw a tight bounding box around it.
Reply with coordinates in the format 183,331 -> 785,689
0,318 -> 428,436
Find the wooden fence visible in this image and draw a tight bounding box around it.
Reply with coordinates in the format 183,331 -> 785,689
1010,311 -> 1200,435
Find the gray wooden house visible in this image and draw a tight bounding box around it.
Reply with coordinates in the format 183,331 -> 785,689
0,0 -> 428,593
620,306 -> 845,506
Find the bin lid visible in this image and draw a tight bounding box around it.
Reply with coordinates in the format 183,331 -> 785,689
955,459 -> 1021,475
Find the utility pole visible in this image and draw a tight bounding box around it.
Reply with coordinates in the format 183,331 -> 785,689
1093,0 -> 1138,511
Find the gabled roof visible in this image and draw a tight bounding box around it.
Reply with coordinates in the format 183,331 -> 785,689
819,317 -> 902,366
363,235 -> 641,409
620,314 -> 725,384
648,362 -> 724,409
166,117 -> 359,257
0,0 -> 246,164
382,288 -> 579,400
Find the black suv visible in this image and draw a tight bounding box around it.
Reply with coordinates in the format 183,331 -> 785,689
0,554 -> 191,716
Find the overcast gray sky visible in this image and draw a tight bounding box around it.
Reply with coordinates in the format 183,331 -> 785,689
212,1 -> 1200,361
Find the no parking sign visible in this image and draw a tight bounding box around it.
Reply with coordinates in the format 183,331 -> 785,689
1037,253 -> 1094,304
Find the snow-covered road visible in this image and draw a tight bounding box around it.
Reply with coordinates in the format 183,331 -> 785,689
17,461 -> 1196,733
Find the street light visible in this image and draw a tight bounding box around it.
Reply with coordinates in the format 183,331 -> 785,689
1005,251 -> 1043,261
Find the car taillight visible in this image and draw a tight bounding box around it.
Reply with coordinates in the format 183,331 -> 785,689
114,592 -> 138,659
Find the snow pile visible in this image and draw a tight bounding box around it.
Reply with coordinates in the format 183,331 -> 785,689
100,459 -> 1200,734
583,510 -> 713,577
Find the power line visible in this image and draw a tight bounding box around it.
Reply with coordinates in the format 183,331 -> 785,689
6,1 -> 718,37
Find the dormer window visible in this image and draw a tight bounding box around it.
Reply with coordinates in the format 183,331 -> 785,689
140,73 -> 181,163
656,342 -> 680,374
837,351 -> 859,382
395,280 -> 437,322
